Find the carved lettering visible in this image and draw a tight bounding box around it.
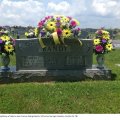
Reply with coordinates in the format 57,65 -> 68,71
43,45 -> 69,52
18,41 -> 38,50
22,56 -> 44,67
16,39 -> 93,70
66,56 -> 84,65
45,57 -> 57,65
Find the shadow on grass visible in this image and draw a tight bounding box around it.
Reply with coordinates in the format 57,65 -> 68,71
0,75 -> 117,85
111,73 -> 117,81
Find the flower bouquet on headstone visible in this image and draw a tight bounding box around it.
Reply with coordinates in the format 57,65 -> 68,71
93,28 -> 113,68
34,15 -> 81,48
0,27 -> 15,70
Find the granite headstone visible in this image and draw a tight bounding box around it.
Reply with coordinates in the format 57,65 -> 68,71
15,38 -> 93,71
0,38 -> 112,82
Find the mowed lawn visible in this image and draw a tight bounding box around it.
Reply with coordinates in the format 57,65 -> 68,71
0,49 -> 120,113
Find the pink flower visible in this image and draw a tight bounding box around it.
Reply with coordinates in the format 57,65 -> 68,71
96,30 -> 102,35
42,20 -> 46,23
45,16 -> 52,20
77,28 -> 80,31
56,28 -> 62,36
45,16 -> 49,20
38,21 -> 44,28
70,20 -> 77,27
95,45 -> 103,52
12,39 -> 16,46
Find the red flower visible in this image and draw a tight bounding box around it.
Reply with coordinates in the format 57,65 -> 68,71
56,28 -> 62,36
70,20 -> 77,27
95,45 -> 103,52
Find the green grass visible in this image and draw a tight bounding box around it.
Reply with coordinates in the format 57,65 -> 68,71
0,81 -> 120,113
0,49 -> 120,113
106,49 -> 120,80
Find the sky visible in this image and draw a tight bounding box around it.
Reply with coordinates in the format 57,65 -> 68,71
0,0 -> 120,28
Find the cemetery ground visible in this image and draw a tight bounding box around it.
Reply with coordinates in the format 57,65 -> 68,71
0,49 -> 120,113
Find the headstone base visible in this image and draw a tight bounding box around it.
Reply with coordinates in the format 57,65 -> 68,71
0,65 -> 111,83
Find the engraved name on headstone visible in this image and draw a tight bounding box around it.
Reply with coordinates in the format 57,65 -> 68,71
42,45 -> 70,52
66,56 -> 84,66
22,56 -> 44,67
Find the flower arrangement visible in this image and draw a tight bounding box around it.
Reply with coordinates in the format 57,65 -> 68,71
35,15 -> 81,38
32,15 -> 81,48
93,28 -> 113,54
0,28 -> 15,56
25,29 -> 36,38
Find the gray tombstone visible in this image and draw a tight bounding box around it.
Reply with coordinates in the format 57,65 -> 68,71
15,38 -> 93,71
113,40 -> 120,48
0,38 -> 112,82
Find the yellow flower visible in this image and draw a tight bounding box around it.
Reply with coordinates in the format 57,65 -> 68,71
46,21 -> 56,31
62,29 -> 72,38
25,32 -> 28,36
34,28 -> 39,36
102,34 -> 110,40
102,30 -> 110,40
102,30 -> 109,34
0,35 -> 10,41
54,15 -> 63,20
106,43 -> 113,51
4,44 -> 14,53
61,17 -> 69,23
93,39 -> 100,45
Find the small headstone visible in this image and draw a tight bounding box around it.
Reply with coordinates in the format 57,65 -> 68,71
113,40 -> 120,48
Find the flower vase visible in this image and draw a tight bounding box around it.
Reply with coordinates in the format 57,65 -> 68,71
96,54 -> 104,69
1,54 -> 10,71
